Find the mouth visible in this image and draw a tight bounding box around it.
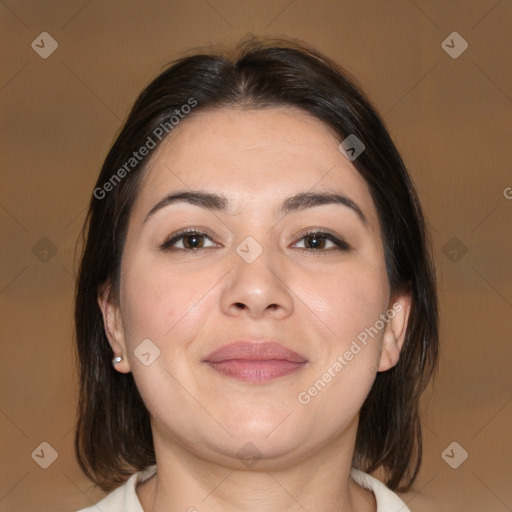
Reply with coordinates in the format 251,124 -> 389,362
203,341 -> 308,383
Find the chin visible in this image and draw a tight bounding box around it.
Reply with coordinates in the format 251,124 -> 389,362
222,415 -> 307,454
207,434 -> 307,471
221,406 -> 295,437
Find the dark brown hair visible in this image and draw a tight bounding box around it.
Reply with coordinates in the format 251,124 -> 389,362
74,36 -> 438,493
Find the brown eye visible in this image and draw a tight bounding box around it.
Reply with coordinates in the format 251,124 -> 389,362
160,230 -> 218,251
181,233 -> 206,249
293,231 -> 350,251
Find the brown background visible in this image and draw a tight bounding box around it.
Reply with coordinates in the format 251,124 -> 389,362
1,1 -> 511,511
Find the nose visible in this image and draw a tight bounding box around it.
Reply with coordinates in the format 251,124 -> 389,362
220,242 -> 294,320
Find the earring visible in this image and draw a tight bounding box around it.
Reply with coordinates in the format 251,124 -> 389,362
112,355 -> 123,366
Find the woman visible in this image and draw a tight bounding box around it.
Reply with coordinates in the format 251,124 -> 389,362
74,37 -> 438,512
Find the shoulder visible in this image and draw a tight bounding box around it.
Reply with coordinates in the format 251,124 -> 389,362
75,465 -> 157,512
75,484 -> 126,512
351,469 -> 412,512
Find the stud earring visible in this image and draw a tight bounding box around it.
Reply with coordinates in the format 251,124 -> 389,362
112,355 -> 123,366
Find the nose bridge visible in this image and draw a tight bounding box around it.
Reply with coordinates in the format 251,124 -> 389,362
221,233 -> 293,318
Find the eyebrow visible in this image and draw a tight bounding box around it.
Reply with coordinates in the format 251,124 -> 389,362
144,190 -> 367,224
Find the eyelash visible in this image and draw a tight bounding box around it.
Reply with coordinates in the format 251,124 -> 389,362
159,229 -> 350,253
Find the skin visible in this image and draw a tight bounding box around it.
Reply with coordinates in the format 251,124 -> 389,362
98,107 -> 411,512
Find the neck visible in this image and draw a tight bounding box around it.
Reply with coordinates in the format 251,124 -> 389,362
137,426 -> 376,512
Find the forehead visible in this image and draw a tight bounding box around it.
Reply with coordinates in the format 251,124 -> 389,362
133,107 -> 379,226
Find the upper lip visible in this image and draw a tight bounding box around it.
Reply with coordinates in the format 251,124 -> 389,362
204,341 -> 308,363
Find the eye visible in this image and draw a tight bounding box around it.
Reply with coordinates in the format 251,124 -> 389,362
160,229 -> 219,251
160,229 -> 349,252
292,230 -> 350,251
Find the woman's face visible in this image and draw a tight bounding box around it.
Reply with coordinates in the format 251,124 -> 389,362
101,107 -> 409,468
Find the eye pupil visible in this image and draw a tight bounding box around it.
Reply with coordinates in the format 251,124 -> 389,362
305,234 -> 325,249
184,234 -> 203,249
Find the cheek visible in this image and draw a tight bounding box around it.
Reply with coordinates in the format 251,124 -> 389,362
118,257 -> 211,402
302,260 -> 390,345
296,256 -> 389,413
120,248 -> 204,327
296,273 -> 388,431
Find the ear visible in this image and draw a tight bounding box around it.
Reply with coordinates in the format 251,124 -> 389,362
378,288 -> 412,372
97,282 -> 131,373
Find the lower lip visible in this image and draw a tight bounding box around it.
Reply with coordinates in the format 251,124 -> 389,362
205,360 -> 306,383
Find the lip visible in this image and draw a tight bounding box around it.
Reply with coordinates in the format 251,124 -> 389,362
203,341 -> 308,383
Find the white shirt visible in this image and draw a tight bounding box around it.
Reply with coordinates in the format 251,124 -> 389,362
76,465 -> 411,512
